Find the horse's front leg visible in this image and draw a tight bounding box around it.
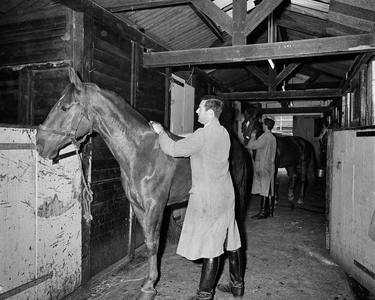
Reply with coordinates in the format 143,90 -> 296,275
132,201 -> 166,300
297,163 -> 308,204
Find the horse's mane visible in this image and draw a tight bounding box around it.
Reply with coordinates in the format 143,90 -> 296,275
85,82 -> 150,128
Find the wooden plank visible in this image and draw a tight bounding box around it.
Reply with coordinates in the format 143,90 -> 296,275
0,272 -> 53,300
217,89 -> 342,100
0,143 -> 35,150
0,5 -> 68,26
101,0 -> 191,11
54,0 -> 168,51
143,34 -> 375,67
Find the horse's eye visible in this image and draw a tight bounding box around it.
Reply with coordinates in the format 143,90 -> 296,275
61,106 -> 69,112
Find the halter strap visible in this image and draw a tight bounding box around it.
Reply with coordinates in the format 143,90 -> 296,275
39,104 -> 93,149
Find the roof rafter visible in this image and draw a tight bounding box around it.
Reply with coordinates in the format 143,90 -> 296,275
245,0 -> 284,36
143,34 -> 375,67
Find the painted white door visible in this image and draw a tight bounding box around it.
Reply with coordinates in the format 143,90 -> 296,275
0,127 -> 82,299
328,129 -> 375,295
170,74 -> 195,135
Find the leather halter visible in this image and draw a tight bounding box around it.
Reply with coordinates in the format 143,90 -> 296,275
39,102 -> 93,149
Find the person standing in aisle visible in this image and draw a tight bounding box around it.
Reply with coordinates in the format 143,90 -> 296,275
246,117 -> 277,219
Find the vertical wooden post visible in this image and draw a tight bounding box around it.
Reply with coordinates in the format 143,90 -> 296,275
232,0 -> 247,46
131,42 -> 141,109
18,68 -> 32,125
164,67 -> 171,128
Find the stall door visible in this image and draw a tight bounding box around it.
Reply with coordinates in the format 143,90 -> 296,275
293,115 -> 321,162
0,127 -> 82,299
328,129 -> 375,295
170,74 -> 194,135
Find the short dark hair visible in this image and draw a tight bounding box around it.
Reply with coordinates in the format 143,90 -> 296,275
201,95 -> 224,118
263,117 -> 275,130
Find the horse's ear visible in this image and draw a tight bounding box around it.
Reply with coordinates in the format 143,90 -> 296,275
68,67 -> 84,92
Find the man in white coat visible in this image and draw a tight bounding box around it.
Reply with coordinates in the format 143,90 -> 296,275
151,96 -> 243,299
246,117 -> 277,219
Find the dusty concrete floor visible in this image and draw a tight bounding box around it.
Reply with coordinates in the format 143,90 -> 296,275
72,170 -> 359,300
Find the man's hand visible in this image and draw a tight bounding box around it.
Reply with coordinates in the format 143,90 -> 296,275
250,130 -> 257,139
149,121 -> 164,134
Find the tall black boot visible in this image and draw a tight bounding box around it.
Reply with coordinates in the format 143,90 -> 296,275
257,196 -> 270,219
251,196 -> 264,218
270,196 -> 275,217
217,249 -> 244,298
187,257 -> 220,300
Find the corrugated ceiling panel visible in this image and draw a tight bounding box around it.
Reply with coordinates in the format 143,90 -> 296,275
124,5 -> 217,50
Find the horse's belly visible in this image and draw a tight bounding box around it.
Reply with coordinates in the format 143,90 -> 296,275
167,158 -> 191,205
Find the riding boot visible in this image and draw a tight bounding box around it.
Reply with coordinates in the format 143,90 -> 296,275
270,196 -> 275,217
251,196 -> 264,218
257,196 -> 270,219
187,257 -> 220,300
217,249 -> 244,298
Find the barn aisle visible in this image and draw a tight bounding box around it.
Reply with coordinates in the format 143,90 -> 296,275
71,170 -> 354,300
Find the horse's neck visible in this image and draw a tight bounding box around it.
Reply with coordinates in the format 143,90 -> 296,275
90,95 -> 154,168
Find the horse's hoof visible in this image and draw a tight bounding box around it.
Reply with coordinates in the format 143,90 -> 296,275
136,290 -> 157,300
297,199 -> 304,204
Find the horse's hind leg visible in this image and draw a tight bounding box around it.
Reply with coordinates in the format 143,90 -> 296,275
132,202 -> 166,300
286,167 -> 298,201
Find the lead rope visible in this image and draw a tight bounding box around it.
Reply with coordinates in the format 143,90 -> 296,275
76,148 -> 93,224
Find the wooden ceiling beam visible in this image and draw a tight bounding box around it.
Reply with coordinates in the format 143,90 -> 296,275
245,0 -> 284,36
143,34 -> 375,67
191,0 -> 234,35
245,66 -> 269,85
103,0 -> 191,12
255,107 -> 331,114
276,62 -> 300,85
189,4 -> 225,42
285,82 -> 341,90
217,89 -> 342,100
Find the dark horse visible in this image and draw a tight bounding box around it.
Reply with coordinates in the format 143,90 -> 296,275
35,68 -> 248,300
242,110 -> 316,209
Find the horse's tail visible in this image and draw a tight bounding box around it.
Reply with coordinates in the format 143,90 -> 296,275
307,141 -> 317,186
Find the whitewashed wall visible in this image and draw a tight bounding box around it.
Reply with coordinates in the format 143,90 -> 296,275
328,129 -> 375,295
0,127 -> 82,299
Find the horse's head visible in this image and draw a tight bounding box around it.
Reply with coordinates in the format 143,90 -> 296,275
241,110 -> 263,145
318,120 -> 338,150
36,68 -> 93,159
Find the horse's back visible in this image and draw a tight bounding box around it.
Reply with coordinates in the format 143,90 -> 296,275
276,136 -> 315,168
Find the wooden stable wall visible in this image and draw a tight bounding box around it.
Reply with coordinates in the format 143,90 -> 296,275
0,0 -> 168,293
